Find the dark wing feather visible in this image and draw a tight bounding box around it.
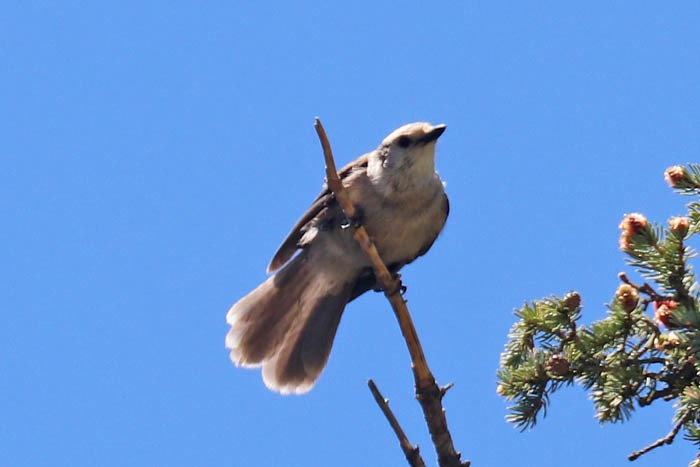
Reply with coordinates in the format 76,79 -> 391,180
266,154 -> 370,273
266,193 -> 331,272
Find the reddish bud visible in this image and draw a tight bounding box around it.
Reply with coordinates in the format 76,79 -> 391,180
616,284 -> 639,312
654,300 -> 678,310
563,292 -> 581,311
665,165 -> 689,188
545,355 -> 570,377
654,300 -> 678,328
619,213 -> 649,252
619,213 -> 649,235
669,216 -> 690,237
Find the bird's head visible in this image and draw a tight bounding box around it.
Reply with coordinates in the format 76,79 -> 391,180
368,122 -> 446,194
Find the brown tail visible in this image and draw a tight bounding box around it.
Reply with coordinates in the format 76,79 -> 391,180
225,254 -> 354,394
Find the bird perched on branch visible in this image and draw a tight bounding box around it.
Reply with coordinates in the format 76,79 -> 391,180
226,122 -> 449,394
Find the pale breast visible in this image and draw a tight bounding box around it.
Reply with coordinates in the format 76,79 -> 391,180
309,169 -> 447,272
365,182 -> 447,266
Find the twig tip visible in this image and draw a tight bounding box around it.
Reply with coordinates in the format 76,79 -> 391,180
440,382 -> 455,399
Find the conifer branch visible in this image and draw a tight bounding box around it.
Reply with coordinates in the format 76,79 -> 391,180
499,163 -> 700,465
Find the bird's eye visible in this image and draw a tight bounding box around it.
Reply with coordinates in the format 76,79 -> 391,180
396,136 -> 411,148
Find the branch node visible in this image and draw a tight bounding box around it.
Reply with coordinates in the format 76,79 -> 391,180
440,383 -> 455,400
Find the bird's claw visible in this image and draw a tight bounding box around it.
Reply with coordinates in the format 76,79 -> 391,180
386,274 -> 406,297
341,206 -> 365,229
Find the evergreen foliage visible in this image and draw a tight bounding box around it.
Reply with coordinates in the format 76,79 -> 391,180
498,164 -> 700,464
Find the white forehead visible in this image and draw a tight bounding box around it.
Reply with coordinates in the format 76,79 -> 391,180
381,122 -> 435,145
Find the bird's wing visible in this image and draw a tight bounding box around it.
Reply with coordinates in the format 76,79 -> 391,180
267,154 -> 370,273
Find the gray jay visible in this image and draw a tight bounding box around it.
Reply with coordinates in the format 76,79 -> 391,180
226,122 -> 448,394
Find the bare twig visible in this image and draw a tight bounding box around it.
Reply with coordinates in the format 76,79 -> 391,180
368,379 -> 426,467
619,272 -> 667,302
314,117 -> 432,380
314,118 -> 469,467
440,383 -> 455,400
628,411 -> 692,461
638,386 -> 674,407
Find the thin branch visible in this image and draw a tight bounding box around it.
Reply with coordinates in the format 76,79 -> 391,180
628,326 -> 659,361
635,357 -> 666,365
618,272 -> 668,302
368,379 -> 426,467
314,118 -> 429,379
314,118 -> 469,467
628,411 -> 692,461
638,386 -> 674,407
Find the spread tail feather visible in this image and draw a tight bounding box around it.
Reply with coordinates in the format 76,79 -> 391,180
226,255 -> 353,394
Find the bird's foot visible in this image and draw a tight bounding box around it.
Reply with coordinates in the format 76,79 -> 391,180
385,273 -> 406,297
341,206 -> 365,229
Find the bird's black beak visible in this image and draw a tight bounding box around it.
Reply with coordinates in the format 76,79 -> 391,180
421,124 -> 447,144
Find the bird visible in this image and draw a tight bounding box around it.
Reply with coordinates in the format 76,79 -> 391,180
225,122 -> 449,394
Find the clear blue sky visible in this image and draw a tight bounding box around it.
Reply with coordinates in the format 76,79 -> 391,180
3,2 -> 700,466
